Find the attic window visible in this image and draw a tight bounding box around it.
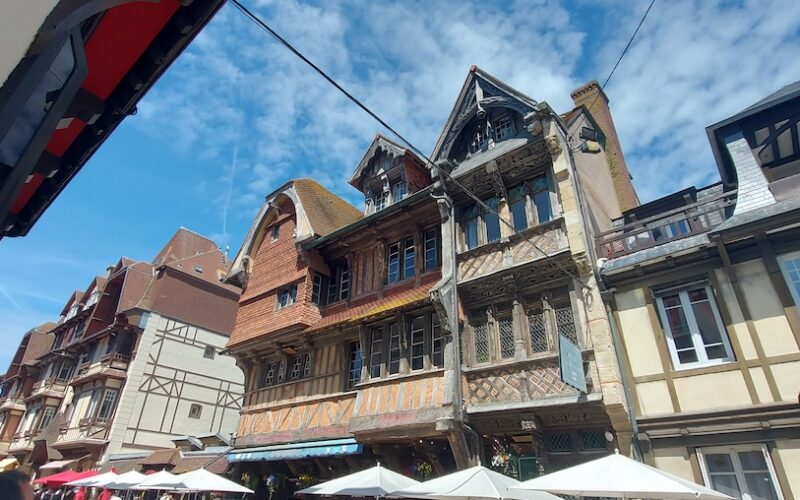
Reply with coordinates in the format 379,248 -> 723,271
271,224 -> 280,241
493,115 -> 515,141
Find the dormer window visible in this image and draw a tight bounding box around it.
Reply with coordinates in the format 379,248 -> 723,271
465,111 -> 519,156
84,289 -> 101,310
65,304 -> 79,321
374,190 -> 388,211
392,179 -> 406,203
493,114 -> 515,141
471,121 -> 492,153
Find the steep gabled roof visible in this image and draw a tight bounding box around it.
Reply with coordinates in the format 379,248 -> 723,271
430,66 -> 539,164
152,227 -> 219,267
227,179 -> 361,284
349,134 -> 422,190
59,290 -> 85,316
292,179 -> 363,237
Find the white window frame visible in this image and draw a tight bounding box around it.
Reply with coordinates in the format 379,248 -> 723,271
777,251 -> 800,307
655,284 -> 735,370
697,444 -> 784,500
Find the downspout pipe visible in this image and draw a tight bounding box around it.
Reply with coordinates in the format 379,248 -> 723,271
565,130 -> 643,460
603,291 -> 643,461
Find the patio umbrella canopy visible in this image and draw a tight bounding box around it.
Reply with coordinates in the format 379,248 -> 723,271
392,465 -> 561,500
66,471 -> 118,487
131,469 -> 180,490
511,452 -> 733,500
103,470 -> 146,489
139,468 -> 254,493
297,463 -> 419,497
34,470 -> 98,488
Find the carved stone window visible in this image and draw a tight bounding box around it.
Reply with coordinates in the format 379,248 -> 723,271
498,315 -> 515,359
553,301 -> 578,345
473,317 -> 490,364
527,307 -> 548,353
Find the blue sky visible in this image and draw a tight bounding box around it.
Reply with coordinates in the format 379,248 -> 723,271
1,0 -> 799,370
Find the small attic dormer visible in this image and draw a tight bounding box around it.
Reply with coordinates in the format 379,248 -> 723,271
349,134 -> 431,215
431,66 -> 542,168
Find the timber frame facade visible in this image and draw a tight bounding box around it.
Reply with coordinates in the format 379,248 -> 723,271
225,67 -> 638,497
599,82 -> 800,499
0,229 -> 244,474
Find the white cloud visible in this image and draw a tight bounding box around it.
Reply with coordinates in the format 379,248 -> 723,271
131,0 -> 800,247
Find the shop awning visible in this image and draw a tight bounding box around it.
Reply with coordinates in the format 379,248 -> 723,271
228,438 -> 362,463
39,455 -> 90,470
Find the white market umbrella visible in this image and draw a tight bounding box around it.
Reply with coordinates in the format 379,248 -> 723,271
297,463 -> 419,498
392,465 -> 560,500
511,452 -> 733,500
130,470 -> 180,490
103,470 -> 147,489
173,468 -> 254,493
66,471 -> 118,487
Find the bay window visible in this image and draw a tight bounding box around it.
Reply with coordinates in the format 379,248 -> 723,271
655,284 -> 734,369
469,287 -> 577,365
459,174 -> 554,252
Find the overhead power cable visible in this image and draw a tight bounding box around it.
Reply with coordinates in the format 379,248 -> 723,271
586,0 -> 656,113
229,0 -> 587,287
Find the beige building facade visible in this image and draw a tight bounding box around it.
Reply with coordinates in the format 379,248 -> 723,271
599,83 -> 800,499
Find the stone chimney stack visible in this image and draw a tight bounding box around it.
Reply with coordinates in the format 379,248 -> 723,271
571,81 -> 639,211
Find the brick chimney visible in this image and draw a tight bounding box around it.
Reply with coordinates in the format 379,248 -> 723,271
571,81 -> 639,211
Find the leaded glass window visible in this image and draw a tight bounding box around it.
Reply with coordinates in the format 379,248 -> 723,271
473,318 -> 490,364
553,300 -> 578,345
527,307 -> 548,353
498,315 -> 515,359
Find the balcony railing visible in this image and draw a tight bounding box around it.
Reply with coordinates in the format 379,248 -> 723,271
71,353 -> 131,384
56,420 -> 110,444
595,189 -> 736,260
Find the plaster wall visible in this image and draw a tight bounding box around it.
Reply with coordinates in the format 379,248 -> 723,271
673,371 -> 751,412
614,288 -> 663,377
104,313 -> 243,459
775,439 -> 800,499
651,447 -> 697,482
735,260 -> 799,357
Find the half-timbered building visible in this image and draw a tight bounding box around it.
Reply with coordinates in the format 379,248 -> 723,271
1,228 -> 245,474
599,82 -> 800,499
226,68 -> 641,495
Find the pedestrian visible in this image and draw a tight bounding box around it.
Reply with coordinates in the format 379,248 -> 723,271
0,469 -> 35,500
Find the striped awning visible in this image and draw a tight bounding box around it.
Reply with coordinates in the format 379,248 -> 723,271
228,438 -> 362,463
